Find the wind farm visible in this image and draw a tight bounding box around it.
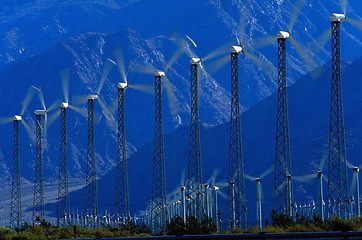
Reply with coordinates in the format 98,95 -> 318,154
0,0 -> 361,238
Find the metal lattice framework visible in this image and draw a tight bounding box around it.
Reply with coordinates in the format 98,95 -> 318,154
10,119 -> 21,229
57,106 -> 70,227
187,62 -> 202,219
33,114 -> 44,223
227,52 -> 246,230
85,98 -> 98,228
274,38 -> 293,217
327,20 -> 349,219
115,86 -> 130,222
151,74 -> 167,233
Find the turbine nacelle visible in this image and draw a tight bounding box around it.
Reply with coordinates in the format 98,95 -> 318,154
61,102 -> 69,109
212,186 -> 219,191
353,167 -> 359,173
155,71 -> 165,77
277,31 -> 290,39
330,13 -> 346,22
190,57 -> 201,65
318,171 -> 323,176
34,110 -> 47,115
14,115 -> 22,121
256,178 -> 261,183
117,82 -> 128,90
231,45 -> 243,53
87,95 -> 99,100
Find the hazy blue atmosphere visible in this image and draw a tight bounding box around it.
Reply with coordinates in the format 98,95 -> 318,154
0,0 -> 361,228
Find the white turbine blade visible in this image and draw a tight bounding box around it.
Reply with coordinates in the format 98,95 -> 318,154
21,86 -> 38,115
322,175 -> 328,183
347,18 -> 362,31
163,75 -> 180,116
204,55 -> 230,76
128,84 -> 154,95
185,34 -> 197,48
47,98 -> 61,112
113,47 -> 127,83
288,0 -> 306,32
260,165 -> 274,179
98,59 -> 114,95
128,60 -> 155,75
293,174 -> 316,183
0,117 -> 14,125
245,174 -> 256,181
37,87 -> 46,110
97,98 -> 113,119
60,68 -> 70,104
243,50 -> 276,81
21,119 -> 36,143
164,48 -> 184,72
69,105 -> 87,118
202,42 -> 231,62
47,110 -> 61,129
218,190 -> 228,200
340,0 -> 346,15
318,150 -> 328,170
238,10 -> 249,46
290,37 -> 317,71
207,169 -> 220,186
346,160 -> 354,169
180,168 -> 186,186
309,28 -> 330,57
72,95 -> 88,106
254,36 -> 278,49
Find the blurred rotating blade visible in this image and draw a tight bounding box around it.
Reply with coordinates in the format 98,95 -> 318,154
97,98 -> 112,119
288,0 -> 306,32
128,60 -> 155,75
238,10 -> 249,47
21,86 -> 38,115
164,48 -> 184,72
47,98 -> 61,112
254,36 -> 278,49
21,119 -> 36,143
0,117 -> 13,125
289,37 -> 317,71
47,110 -> 61,129
309,28 -> 330,57
113,47 -> 127,83
204,55 -> 230,76
340,0 -> 346,15
346,160 -> 354,169
243,50 -> 276,81
97,59 -> 114,95
245,174 -> 256,181
202,42 -> 231,62
128,84 -> 154,95
72,95 -> 88,106
318,150 -> 328,171
260,165 -> 274,179
69,105 -> 87,118
60,68 -> 71,104
293,174 -> 316,183
163,75 -> 180,116
185,34 -> 197,48
37,87 -> 46,111
346,18 -> 362,31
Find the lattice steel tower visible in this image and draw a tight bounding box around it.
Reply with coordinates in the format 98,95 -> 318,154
10,116 -> 22,229
327,13 -> 349,219
151,72 -> 167,233
273,31 -> 293,217
187,58 -> 202,219
33,111 -> 46,223
57,103 -> 70,227
85,96 -> 98,228
227,46 -> 246,230
115,83 -> 130,223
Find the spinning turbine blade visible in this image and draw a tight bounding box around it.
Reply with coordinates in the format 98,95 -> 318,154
164,48 -> 184,72
254,36 -> 278,49
185,34 -> 197,48
128,84 -> 154,95
72,95 -> 88,106
60,68 -> 70,104
318,150 -> 328,170
260,165 -> 274,179
97,98 -> 112,119
243,50 -> 276,81
180,168 -> 186,186
47,110 -> 61,129
289,37 -> 317,71
0,117 -> 13,125
97,59 -> 114,95
293,174 -> 316,182
21,119 -> 36,143
128,60 -> 155,75
47,99 -> 61,112
163,75 -> 180,116
205,55 -> 230,75
21,86 -> 37,115
309,28 -> 330,57
69,105 -> 87,118
245,174 -> 256,181
346,160 -> 354,169
37,87 -> 46,110
238,10 -> 249,47
288,0 -> 306,32
113,47 -> 127,83
347,18 -> 362,31
340,0 -> 346,15
202,42 -> 231,62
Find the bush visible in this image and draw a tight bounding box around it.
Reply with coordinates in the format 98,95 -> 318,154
262,225 -> 285,233
327,217 -> 354,232
286,224 -> 309,232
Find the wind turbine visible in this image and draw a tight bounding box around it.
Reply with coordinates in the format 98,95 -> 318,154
245,165 -> 273,229
0,87 -> 37,229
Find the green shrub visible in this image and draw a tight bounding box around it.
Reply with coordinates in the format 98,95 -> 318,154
327,217 -> 354,232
